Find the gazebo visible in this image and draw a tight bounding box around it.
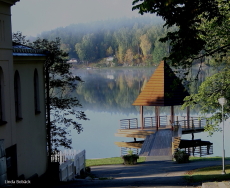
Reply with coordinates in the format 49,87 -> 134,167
115,61 -> 213,158
132,61 -> 190,130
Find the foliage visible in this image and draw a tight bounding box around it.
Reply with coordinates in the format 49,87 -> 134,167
86,157 -> 146,167
132,0 -> 229,135
132,0 -> 230,71
12,32 -> 88,152
39,17 -> 171,66
122,150 -> 139,165
173,149 -> 189,163
182,69 -> 230,135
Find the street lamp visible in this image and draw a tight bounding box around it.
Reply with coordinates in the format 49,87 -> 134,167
218,97 -> 227,174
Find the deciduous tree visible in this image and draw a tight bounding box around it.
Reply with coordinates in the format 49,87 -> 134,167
132,0 -> 230,70
13,32 -> 88,153
182,69 -> 230,135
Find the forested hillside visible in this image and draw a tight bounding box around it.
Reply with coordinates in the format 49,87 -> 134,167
39,17 -> 173,66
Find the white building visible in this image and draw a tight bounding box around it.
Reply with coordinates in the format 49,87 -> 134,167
0,0 -> 48,181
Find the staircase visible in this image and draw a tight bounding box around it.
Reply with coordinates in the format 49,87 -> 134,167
139,129 -> 173,161
172,137 -> 181,154
139,134 -> 155,156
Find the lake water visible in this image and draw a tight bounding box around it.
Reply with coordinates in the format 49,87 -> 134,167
67,67 -> 230,159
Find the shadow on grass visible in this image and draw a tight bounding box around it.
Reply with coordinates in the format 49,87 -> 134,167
184,164 -> 230,183
185,173 -> 230,183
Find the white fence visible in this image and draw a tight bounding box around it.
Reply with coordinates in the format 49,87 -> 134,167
74,150 -> 86,176
59,160 -> 75,181
51,149 -> 78,164
51,149 -> 86,181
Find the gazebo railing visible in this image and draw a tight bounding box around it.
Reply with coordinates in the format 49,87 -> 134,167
120,116 -> 168,129
144,116 -> 168,128
173,117 -> 206,130
120,118 -> 138,129
144,117 -> 155,127
120,116 -> 206,130
159,116 -> 168,126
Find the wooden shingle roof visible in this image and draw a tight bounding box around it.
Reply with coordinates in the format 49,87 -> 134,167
132,61 -> 189,106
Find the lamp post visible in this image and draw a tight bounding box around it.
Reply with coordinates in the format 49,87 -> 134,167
218,97 -> 227,174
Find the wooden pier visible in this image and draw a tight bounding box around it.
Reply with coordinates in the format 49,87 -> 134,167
115,116 -> 212,158
115,61 -> 213,159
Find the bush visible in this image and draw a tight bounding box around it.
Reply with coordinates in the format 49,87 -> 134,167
174,149 -> 190,163
122,150 -> 139,165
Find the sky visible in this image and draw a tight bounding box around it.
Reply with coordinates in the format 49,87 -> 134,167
11,0 -> 155,37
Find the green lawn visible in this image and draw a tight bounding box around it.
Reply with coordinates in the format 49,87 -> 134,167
189,156 -> 230,161
184,164 -> 230,183
184,157 -> 230,183
86,156 -> 230,183
86,156 -> 146,167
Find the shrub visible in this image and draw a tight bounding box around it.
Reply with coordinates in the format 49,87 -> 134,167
174,149 -> 190,163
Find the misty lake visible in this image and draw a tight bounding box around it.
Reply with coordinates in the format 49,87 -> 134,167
68,67 -> 230,159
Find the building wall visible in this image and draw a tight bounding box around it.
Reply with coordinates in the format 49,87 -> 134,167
13,57 -> 47,178
0,1 -> 17,149
0,0 -> 48,179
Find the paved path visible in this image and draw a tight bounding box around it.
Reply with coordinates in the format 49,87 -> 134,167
51,159 -> 230,188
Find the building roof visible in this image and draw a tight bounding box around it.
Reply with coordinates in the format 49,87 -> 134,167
132,61 -> 189,106
13,42 -> 48,57
0,0 -> 19,5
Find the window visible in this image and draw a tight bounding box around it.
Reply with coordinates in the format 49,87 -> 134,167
34,69 -> 40,114
14,70 -> 22,121
0,67 -> 6,125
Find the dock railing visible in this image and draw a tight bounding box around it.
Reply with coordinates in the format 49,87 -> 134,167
182,144 -> 213,157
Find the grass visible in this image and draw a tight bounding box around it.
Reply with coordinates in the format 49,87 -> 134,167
184,164 -> 230,183
190,156 -> 230,161
86,156 -> 146,167
86,156 -> 230,183
86,156 -> 230,167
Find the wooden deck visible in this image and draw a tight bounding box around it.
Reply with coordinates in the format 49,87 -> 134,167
118,116 -> 206,138
114,128 -> 155,138
114,116 -> 210,159
114,141 -> 143,149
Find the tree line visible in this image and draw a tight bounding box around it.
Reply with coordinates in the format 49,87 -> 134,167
39,17 -> 172,66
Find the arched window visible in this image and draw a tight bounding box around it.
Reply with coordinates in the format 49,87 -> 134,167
14,70 -> 22,120
34,69 -> 40,114
0,67 -> 6,124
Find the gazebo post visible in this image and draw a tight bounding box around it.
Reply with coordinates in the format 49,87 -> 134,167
171,106 -> 174,125
155,106 -> 159,131
187,106 -> 190,129
140,106 -> 143,130
158,106 -> 160,128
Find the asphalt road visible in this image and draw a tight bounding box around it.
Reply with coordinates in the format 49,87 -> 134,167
51,159 -> 230,188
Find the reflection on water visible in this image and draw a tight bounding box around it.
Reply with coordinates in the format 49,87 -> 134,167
69,67 -> 229,159
73,67 -> 155,115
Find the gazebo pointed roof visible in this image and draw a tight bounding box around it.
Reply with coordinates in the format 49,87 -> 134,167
132,61 -> 189,106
